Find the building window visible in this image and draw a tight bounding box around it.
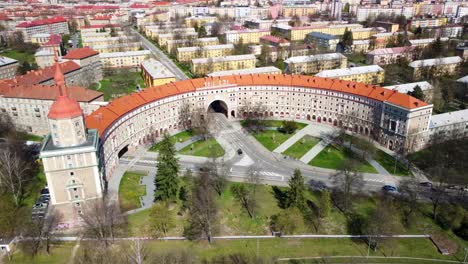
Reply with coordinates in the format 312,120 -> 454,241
70,172 -> 74,176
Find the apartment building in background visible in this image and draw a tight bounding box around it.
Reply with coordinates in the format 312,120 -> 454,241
177,44 -> 234,62
315,65 -> 385,85
0,56 -> 19,79
409,56 -> 462,80
191,54 -> 256,75
16,16 -> 69,42
285,53 -> 347,74
99,50 -> 151,70
141,58 -> 176,87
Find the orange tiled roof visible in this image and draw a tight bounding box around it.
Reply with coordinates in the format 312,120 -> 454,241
1,84 -> 103,102
11,61 -> 80,86
63,47 -> 99,60
85,74 -> 428,137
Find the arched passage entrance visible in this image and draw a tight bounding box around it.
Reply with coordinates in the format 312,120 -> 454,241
208,100 -> 228,117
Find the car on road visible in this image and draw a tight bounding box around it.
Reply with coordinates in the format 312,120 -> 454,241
237,149 -> 243,155
308,179 -> 328,191
382,185 -> 398,193
419,181 -> 433,188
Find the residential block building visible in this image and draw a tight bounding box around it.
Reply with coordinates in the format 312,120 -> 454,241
284,53 -> 347,74
99,50 -> 151,70
191,54 -> 256,75
0,56 -> 19,79
177,44 -> 234,62
224,29 -> 270,44
16,16 -> 69,42
409,56 -> 462,80
141,58 -> 176,87
366,46 -> 417,65
207,66 -> 282,77
315,65 -> 385,85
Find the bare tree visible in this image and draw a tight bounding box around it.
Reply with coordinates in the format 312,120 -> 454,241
0,147 -> 33,207
178,100 -> 192,131
184,171 -> 218,243
205,156 -> 228,197
126,239 -> 148,264
191,107 -> 212,140
330,160 -> 364,213
80,195 -> 126,247
238,99 -> 267,133
43,208 -> 62,255
396,177 -> 419,227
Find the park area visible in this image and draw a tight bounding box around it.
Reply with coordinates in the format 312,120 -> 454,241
118,171 -> 147,212
149,130 -> 225,158
90,70 -> 146,101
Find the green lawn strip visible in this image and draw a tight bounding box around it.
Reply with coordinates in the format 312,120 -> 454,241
219,183 -> 282,235
374,149 -> 412,177
179,138 -> 224,157
282,135 -> 320,159
141,237 -> 457,262
240,120 -> 307,129
90,71 -> 145,101
253,130 -> 294,151
22,169 -> 47,208
6,242 -> 74,264
0,49 -> 35,63
118,171 -> 147,212
309,144 -> 378,173
149,130 -> 194,152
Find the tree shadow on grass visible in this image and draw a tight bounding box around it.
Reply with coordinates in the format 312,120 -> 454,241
272,186 -> 288,209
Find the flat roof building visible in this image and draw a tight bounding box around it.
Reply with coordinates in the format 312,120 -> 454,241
141,58 -> 176,87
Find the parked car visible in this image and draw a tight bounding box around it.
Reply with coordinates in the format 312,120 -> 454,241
419,182 -> 433,188
382,185 -> 398,193
309,179 -> 328,191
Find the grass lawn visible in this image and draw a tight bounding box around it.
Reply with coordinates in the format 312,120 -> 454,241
346,53 -> 368,66
118,171 -> 147,212
17,131 -> 43,142
241,119 -> 307,129
0,49 -> 35,63
179,138 -> 225,157
253,130 -> 295,151
90,71 -> 146,101
149,130 -> 194,152
282,135 -> 320,159
309,144 -> 378,173
374,149 -> 412,177
5,243 -> 74,264
139,237 -> 459,262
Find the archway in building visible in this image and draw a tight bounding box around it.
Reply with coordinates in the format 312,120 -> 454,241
118,145 -> 129,159
208,100 -> 228,117
231,110 -> 236,118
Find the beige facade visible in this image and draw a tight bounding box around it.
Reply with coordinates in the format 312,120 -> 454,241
99,50 -> 151,69
177,44 -> 234,62
191,54 -> 256,75
409,56 -> 462,80
0,56 -> 18,79
141,58 -> 176,87
315,65 -> 385,85
284,53 -> 347,74
224,29 -> 270,44
85,75 -> 432,179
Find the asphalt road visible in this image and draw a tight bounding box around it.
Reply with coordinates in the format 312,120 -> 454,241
130,27 -> 189,80
119,114 -> 399,194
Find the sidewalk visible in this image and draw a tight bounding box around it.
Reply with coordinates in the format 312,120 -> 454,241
273,124 -> 334,153
299,140 -> 330,163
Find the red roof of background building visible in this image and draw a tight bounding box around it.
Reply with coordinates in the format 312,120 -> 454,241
93,15 -> 113,20
9,61 -> 80,86
0,84 -> 102,102
261,35 -> 290,44
130,3 -> 150,8
81,24 -> 120,29
85,75 -> 429,137
63,47 -> 99,60
16,16 -> 66,28
44,34 -> 62,46
0,14 -> 11,21
76,5 -> 119,9
152,1 -> 171,5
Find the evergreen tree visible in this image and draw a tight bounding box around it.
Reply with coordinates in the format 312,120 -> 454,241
286,169 -> 306,210
341,27 -> 353,49
431,37 -> 444,57
154,134 -> 180,201
407,85 -> 425,101
197,25 -> 207,38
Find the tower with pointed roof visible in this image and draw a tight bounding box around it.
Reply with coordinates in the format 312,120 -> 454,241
39,58 -> 103,227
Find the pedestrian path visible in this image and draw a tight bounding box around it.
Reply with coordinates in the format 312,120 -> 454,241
139,171 -> 155,208
273,123 -> 335,154
299,140 -> 330,163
